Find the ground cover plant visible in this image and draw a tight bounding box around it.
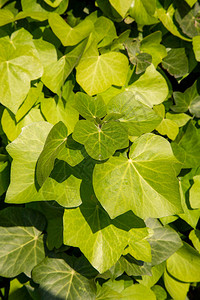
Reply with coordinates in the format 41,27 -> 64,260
1,0 -> 200,299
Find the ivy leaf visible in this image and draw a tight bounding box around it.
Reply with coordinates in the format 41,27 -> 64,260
120,283 -> 156,300
32,254 -> 96,300
140,31 -> 167,67
76,43 -> 129,95
0,207 -> 46,277
49,13 -> 94,46
92,16 -> 117,47
73,120 -> 129,161
163,270 -> 190,300
171,81 -> 200,115
6,122 -> 81,208
162,48 -> 189,78
40,96 -> 79,135
93,133 -> 182,219
6,121 -> 52,203
107,91 -> 162,136
136,263 -> 165,288
74,92 -> 107,121
189,229 -> 200,253
36,121 -> 68,187
156,4 -> 191,41
193,35 -> 200,61
167,242 -> 200,282
129,0 -> 158,25
146,219 -> 183,265
63,183 -> 145,273
2,107 -> 44,142
44,0 -> 63,8
0,29 -> 43,113
127,64 -> 168,107
172,121 -> 200,168
175,2 -> 200,38
38,159 -> 82,208
185,0 -> 198,7
109,0 -> 133,18
42,38 -> 88,94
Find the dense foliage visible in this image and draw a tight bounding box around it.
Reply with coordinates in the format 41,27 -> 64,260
1,0 -> 200,299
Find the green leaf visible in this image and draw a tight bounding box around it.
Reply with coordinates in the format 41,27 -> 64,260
0,0 -> 9,8
129,0 -> 158,25
37,159 -> 82,208
115,256 -> 152,277
0,9 -> 14,26
162,48 -> 189,78
92,16 -> 117,47
44,0 -> 63,8
49,13 -> 94,46
6,122 -> 82,208
6,121 -> 52,203
189,229 -> 200,253
165,112 -> 192,127
73,120 -> 129,160
171,81 -> 200,116
156,4 -> 191,41
42,38 -> 88,94
40,96 -> 79,135
127,64 -> 168,107
163,270 -> 190,300
56,135 -> 86,167
21,0 -> 69,19
120,283 -> 156,300
140,31 -> 167,67
27,201 -> 64,251
0,207 -> 46,277
32,254 -> 96,300
0,29 -> 43,113
33,39 -> 57,68
156,118 -> 179,140
2,107 -> 44,142
107,91 -> 162,136
167,242 -> 200,282
178,179 -> 200,228
193,35 -> 200,61
141,0 -> 156,15
8,278 -> 32,300
93,133 -> 182,219
189,175 -> 200,208
124,228 -> 151,262
136,263 -> 165,288
64,183 -> 145,273
74,92 -> 107,120
172,121 -> 200,168
146,219 -> 183,265
175,3 -> 200,38
185,0 -> 198,7
151,285 -> 167,300
16,82 -> 43,122
96,281 -> 122,300
76,43 -> 129,95
36,121 -> 68,186
109,0 -> 132,18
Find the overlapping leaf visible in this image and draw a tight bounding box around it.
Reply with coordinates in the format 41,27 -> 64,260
0,207 -> 46,277
0,29 -> 43,113
94,133 -> 182,219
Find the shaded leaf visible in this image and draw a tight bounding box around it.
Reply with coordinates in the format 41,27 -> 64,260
32,254 -> 96,300
0,207 -> 46,277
